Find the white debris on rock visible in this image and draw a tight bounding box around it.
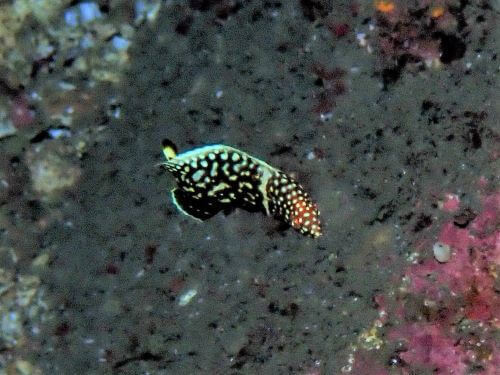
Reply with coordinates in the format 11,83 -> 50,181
178,288 -> 198,306
433,242 -> 451,263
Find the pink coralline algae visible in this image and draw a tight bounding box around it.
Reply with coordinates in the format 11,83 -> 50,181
397,193 -> 500,373
347,189 -> 499,374
406,193 -> 500,322
440,193 -> 460,213
389,323 -> 469,374
387,322 -> 500,374
389,321 -> 500,374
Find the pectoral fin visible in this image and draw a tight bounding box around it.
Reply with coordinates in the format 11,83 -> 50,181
170,188 -> 224,221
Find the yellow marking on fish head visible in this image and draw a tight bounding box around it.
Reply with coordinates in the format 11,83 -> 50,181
162,139 -> 178,160
163,146 -> 177,160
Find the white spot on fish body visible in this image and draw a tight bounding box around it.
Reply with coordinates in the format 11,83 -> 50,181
210,162 -> 218,177
209,182 -> 230,195
192,170 -> 204,181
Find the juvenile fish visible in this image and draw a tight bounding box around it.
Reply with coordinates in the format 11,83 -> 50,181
162,140 -> 322,238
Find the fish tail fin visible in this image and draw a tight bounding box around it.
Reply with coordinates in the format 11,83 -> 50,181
162,138 -> 178,160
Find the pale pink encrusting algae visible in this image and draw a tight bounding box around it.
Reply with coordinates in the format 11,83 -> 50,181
406,192 -> 500,322
348,190 -> 499,374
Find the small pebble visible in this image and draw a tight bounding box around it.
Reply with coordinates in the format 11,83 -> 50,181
111,35 -> 130,50
433,242 -> 451,263
178,288 -> 197,306
79,2 -> 102,23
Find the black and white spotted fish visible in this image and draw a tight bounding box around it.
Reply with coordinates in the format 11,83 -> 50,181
162,140 -> 322,238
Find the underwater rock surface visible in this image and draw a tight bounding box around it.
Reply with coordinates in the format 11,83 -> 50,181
0,1 -> 498,374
